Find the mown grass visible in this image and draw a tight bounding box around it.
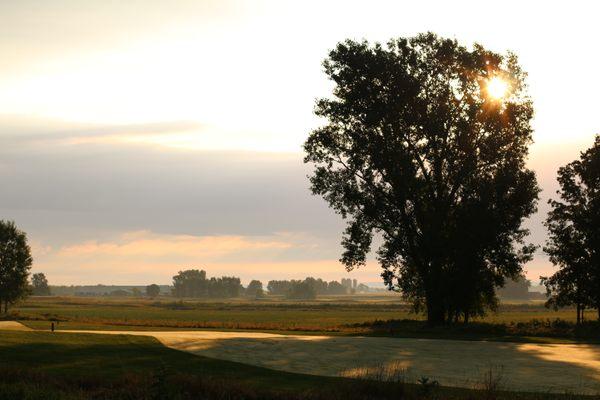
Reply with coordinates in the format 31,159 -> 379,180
8,296 -> 598,344
0,330 -> 596,400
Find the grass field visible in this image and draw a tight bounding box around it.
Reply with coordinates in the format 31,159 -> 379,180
9,295 -> 581,331
8,295 -> 599,345
3,295 -> 600,398
1,329 -> 597,399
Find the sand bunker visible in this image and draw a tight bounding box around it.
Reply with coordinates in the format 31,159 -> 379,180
61,329 -> 600,394
0,321 -> 32,331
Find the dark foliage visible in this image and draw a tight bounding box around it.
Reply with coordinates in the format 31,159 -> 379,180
0,220 -> 33,313
31,273 -> 51,296
146,284 -> 161,298
304,33 -> 539,324
172,269 -> 243,298
542,135 -> 600,323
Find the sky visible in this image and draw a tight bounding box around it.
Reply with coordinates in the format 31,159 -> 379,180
1,0 -> 599,285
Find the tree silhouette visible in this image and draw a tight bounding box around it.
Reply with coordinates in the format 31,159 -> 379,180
146,284 -> 160,298
31,272 -> 51,296
304,33 -> 539,324
542,135 -> 600,323
0,220 -> 33,312
245,280 -> 264,298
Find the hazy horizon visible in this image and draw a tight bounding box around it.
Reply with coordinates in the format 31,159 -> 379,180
1,0 -> 599,285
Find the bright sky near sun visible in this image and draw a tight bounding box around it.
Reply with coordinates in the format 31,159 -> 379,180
1,0 -> 599,285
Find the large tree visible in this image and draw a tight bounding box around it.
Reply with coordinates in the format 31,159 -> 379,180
304,33 -> 539,324
0,220 -> 33,313
542,135 -> 600,323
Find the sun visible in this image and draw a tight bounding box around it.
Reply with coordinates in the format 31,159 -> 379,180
486,76 -> 509,100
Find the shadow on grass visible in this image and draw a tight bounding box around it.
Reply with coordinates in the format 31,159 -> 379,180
154,331 -> 600,395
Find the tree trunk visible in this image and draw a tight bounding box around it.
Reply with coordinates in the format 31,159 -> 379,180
576,303 -> 581,325
426,293 -> 446,325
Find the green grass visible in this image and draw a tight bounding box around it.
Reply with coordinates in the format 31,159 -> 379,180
0,330 -> 331,389
12,295 -> 580,329
9,296 -> 598,344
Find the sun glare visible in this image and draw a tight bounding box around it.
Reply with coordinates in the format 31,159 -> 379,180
487,76 -> 509,100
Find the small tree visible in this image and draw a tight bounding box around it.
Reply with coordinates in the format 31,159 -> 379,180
542,135 -> 600,323
245,280 -> 264,298
0,220 -> 33,313
146,284 -> 160,298
31,273 -> 51,296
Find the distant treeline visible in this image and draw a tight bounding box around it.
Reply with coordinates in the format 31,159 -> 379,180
268,277 -> 369,299
49,284 -> 171,297
171,269 -> 370,299
496,275 -> 546,301
45,273 -> 539,301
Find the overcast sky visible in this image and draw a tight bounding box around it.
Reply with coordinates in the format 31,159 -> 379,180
1,1 -> 599,285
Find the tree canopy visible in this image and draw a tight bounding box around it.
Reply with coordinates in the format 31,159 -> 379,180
542,135 -> 600,323
146,284 -> 160,298
0,220 -> 33,312
172,269 -> 243,298
304,33 -> 539,324
31,272 -> 51,296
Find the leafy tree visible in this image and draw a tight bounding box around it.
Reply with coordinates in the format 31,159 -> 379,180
208,276 -> 243,298
496,274 -> 531,300
286,280 -> 317,300
542,136 -> 600,323
267,280 -> 296,295
172,269 -> 208,297
0,220 -> 33,312
326,280 -> 348,295
304,277 -> 328,294
146,284 -> 161,298
31,272 -> 51,296
304,33 -> 539,324
245,280 -> 264,298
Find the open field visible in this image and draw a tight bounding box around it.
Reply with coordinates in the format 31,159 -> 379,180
5,296 -> 600,397
9,295 -> 582,331
8,295 -> 600,344
1,328 -> 598,399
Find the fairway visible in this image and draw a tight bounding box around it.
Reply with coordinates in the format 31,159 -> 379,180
63,328 -> 600,395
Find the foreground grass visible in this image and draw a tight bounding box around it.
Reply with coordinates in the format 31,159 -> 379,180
0,330 -> 596,400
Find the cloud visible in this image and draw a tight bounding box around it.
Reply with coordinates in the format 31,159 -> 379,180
30,230 -> 375,285
57,230 -> 292,259
0,115 -> 204,147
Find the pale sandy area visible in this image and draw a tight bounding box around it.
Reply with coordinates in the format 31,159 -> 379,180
54,329 -> 600,394
0,321 -> 31,331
